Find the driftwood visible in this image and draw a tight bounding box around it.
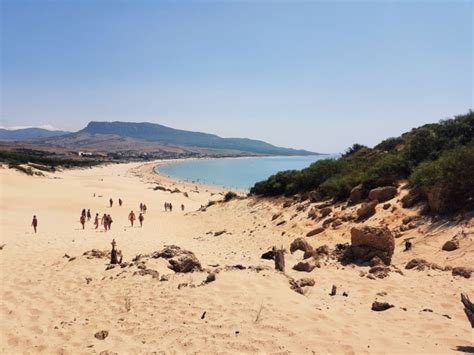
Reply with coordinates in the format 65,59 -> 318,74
274,246 -> 285,272
461,293 -> 474,328
110,239 -> 118,264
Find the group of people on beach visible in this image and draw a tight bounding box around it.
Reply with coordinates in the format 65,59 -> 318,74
164,202 -> 185,212
128,210 -> 144,227
80,209 -> 114,231
30,195 -> 185,233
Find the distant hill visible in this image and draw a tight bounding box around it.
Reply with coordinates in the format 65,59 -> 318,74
78,121 -> 317,156
0,128 -> 70,140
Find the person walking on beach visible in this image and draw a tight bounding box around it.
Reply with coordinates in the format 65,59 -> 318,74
107,214 -> 113,230
138,213 -> 144,227
143,204 -> 147,214
94,213 -> 99,229
169,203 -> 173,212
164,202 -> 168,212
87,209 -> 92,221
101,213 -> 108,231
181,204 -> 185,212
128,211 -> 136,227
82,209 -> 86,218
119,198 -> 123,207
109,198 -> 113,208
31,215 -> 38,233
139,203 -> 143,213
80,214 -> 86,229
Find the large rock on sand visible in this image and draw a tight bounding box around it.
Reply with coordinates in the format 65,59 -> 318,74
168,254 -> 202,273
345,226 -> 395,265
349,184 -> 365,204
357,201 -> 378,220
290,238 -> 313,254
368,186 -> 397,203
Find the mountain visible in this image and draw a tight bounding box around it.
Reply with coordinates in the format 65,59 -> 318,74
78,121 -> 317,156
0,128 -> 70,140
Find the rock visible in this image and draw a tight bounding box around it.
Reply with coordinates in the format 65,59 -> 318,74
442,239 -> 459,252
307,208 -> 318,220
296,278 -> 315,287
274,248 -> 285,272
349,184 -> 365,204
322,217 -> 337,227
401,189 -> 423,208
369,256 -> 384,267
282,201 -> 292,208
309,190 -> 322,203
160,275 -> 170,281
427,184 -> 453,214
320,207 -> 332,218
347,226 -> 395,265
290,238 -> 313,254
99,351 -> 118,355
383,203 -> 391,210
356,201 -> 378,220
330,285 -> 337,296
405,258 -> 430,271
452,267 -> 472,279
168,254 -> 202,273
368,186 -> 397,203
151,245 -> 190,259
134,269 -> 160,279
331,219 -> 343,228
261,250 -> 275,260
306,227 -> 325,237
371,301 -> 394,311
272,213 -> 282,221
214,230 -> 226,236
293,260 -> 319,272
205,273 -> 216,283
369,265 -> 390,279
94,330 -> 109,340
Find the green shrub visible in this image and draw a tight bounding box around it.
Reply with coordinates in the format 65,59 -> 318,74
409,144 -> 474,213
224,191 -> 238,202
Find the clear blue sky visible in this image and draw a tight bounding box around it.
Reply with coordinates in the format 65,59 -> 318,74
1,0 -> 472,152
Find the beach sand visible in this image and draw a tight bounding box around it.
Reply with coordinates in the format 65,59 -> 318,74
0,161 -> 473,354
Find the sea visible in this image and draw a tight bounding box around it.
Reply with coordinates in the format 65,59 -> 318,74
155,155 -> 339,191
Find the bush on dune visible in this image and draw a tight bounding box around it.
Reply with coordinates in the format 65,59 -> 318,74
250,111 -> 474,214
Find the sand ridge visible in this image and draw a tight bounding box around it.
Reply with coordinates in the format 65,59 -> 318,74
0,161 -> 473,354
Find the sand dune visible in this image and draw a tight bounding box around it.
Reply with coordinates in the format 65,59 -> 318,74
0,162 -> 473,354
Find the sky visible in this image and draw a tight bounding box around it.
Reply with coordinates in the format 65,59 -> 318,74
1,0 -> 472,152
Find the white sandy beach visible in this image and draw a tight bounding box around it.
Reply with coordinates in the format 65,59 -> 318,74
0,161 -> 473,354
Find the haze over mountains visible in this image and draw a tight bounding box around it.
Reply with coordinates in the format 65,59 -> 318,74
1,121 -> 318,156
0,128 -> 70,140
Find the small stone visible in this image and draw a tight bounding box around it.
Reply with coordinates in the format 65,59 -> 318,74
371,301 -> 394,311
94,330 -> 109,340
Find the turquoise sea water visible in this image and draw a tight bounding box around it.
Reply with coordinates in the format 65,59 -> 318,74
155,155 -> 338,191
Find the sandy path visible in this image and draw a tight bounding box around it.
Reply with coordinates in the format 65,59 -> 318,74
0,162 -> 473,354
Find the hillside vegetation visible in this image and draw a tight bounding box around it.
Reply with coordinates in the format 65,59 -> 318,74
250,111 -> 474,214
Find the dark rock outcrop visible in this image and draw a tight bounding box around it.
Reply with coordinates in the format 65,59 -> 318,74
356,201 -> 378,220
344,226 -> 395,265
290,238 -> 313,254
368,186 -> 397,203
306,227 -> 325,237
372,301 -> 394,311
349,184 -> 365,204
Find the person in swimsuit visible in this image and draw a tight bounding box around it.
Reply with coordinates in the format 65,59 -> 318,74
109,198 -> 113,208
80,215 -> 86,229
128,211 -> 136,227
31,215 -> 38,233
107,214 -> 113,230
138,213 -> 144,227
119,198 -> 123,207
94,213 -> 99,229
87,209 -> 91,221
